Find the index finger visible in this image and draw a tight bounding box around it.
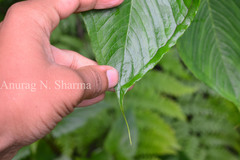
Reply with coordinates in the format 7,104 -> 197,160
77,0 -> 124,12
2,0 -> 124,37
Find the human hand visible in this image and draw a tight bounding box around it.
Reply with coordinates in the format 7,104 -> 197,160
0,0 -> 123,159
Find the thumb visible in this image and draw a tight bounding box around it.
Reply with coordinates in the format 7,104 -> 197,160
76,65 -> 119,100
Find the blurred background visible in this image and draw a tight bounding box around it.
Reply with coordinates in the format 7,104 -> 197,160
1,1 -> 240,160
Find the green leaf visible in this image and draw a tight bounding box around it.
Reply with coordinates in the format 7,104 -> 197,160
177,0 -> 240,107
81,0 -> 200,103
33,140 -> 56,160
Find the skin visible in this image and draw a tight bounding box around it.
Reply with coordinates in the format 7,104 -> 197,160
0,0 -> 124,159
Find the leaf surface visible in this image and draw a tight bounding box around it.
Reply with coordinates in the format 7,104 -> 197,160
82,0 -> 200,103
178,0 -> 240,107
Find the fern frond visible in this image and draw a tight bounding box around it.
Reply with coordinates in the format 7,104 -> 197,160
136,110 -> 180,156
206,148 -> 239,160
170,95 -> 240,160
125,95 -> 185,121
138,71 -> 198,97
56,108 -> 112,157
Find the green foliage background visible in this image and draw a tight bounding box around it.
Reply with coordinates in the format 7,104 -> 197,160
1,1 -> 240,160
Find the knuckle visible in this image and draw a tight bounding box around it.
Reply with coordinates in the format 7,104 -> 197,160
78,0 -> 98,11
49,66 -> 85,103
70,54 -> 80,70
95,0 -> 123,9
88,67 -> 103,97
8,2 -> 25,12
6,1 -> 58,34
7,2 -> 27,17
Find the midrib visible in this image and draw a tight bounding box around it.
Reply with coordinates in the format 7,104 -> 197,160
119,0 -> 134,83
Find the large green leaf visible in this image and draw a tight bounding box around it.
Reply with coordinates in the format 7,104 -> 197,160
81,0 -> 200,104
177,0 -> 240,107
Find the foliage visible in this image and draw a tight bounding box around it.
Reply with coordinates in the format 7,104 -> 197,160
81,0 -> 200,105
177,0 -> 240,107
166,95 -> 240,160
13,47 -> 240,160
49,49 -> 192,160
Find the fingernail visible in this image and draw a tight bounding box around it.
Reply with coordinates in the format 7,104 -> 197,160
107,69 -> 119,88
